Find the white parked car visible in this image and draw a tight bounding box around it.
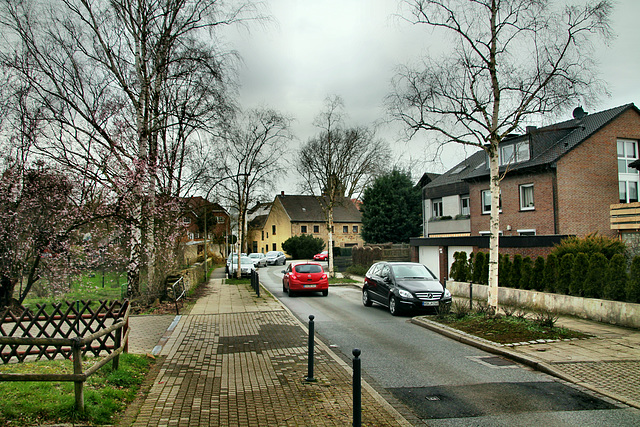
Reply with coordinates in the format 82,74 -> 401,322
227,255 -> 255,279
249,252 -> 267,268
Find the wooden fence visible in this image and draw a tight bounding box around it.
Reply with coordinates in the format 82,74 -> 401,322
0,300 -> 130,411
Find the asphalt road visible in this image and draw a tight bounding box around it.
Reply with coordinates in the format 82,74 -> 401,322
259,263 -> 640,426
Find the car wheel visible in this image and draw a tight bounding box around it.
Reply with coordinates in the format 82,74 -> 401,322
322,289 -> 328,297
287,287 -> 295,297
362,289 -> 372,307
282,282 -> 286,292
389,296 -> 400,316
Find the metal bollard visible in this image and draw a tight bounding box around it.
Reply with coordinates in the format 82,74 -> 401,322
306,315 -> 316,382
353,348 -> 361,427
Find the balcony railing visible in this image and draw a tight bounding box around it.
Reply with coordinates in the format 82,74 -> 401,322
610,202 -> 640,231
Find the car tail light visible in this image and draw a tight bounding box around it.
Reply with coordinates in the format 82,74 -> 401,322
321,274 -> 327,280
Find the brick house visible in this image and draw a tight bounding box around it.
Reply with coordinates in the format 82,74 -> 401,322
258,193 -> 364,256
413,103 -> 640,280
181,197 -> 230,261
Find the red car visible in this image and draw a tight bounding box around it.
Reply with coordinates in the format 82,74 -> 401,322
313,251 -> 328,261
282,262 -> 329,297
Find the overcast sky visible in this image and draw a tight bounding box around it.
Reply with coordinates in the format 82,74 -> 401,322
223,0 -> 640,191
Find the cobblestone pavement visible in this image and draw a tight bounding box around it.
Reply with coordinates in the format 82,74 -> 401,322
128,315 -> 178,355
130,276 -> 412,426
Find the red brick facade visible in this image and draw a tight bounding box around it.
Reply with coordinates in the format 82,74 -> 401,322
470,108 -> 640,239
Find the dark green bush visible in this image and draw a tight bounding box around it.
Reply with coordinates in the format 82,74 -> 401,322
584,253 -> 607,298
499,254 -> 511,288
626,255 -> 640,303
519,257 -> 533,290
450,251 -> 470,282
472,252 -> 487,285
531,256 -> 545,291
551,233 -> 626,261
346,264 -> 369,277
281,234 -> 325,259
570,253 -> 589,296
511,254 -> 523,289
543,253 -> 558,293
605,253 -> 627,301
557,253 -> 574,294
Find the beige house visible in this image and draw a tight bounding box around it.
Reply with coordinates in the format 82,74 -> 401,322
255,193 -> 364,255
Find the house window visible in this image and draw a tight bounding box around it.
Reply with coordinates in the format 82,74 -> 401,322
216,216 -> 225,223
499,141 -> 530,166
313,225 -> 319,233
518,229 -> 536,236
460,195 -> 470,216
618,139 -> 639,203
481,190 -> 501,214
519,184 -> 535,210
432,198 -> 443,217
301,225 -> 307,233
183,216 -> 191,224
272,243 -> 276,251
353,225 -> 359,233
343,225 -> 349,233
272,225 -> 276,235
261,230 -> 264,240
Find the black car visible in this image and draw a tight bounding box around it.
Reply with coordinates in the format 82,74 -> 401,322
362,262 -> 452,315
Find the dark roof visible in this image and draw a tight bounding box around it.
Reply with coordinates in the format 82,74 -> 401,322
277,195 -> 362,223
184,196 -> 227,215
464,103 -> 640,180
422,154 -> 484,198
416,172 -> 441,188
248,214 -> 268,230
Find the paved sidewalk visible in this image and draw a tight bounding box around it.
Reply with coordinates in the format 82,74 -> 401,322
128,270 -> 413,426
412,310 -> 640,410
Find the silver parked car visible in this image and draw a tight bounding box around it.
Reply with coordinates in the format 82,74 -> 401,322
266,250 -> 286,266
249,252 -> 267,268
228,255 -> 255,279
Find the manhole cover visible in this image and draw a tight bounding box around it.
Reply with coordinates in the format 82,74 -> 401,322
466,355 -> 519,368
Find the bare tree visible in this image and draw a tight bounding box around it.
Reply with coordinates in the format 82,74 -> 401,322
217,107 -> 292,277
299,95 -> 390,275
388,0 -> 612,310
0,0 -> 257,297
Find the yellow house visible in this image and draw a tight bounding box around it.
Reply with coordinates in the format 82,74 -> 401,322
254,193 -> 364,255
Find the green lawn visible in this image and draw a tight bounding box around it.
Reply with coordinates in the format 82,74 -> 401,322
0,353 -> 154,426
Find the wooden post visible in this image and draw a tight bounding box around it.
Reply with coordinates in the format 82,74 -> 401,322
72,338 -> 84,412
113,326 -> 122,370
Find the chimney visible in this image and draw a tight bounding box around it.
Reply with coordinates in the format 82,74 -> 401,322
526,126 -> 537,134
281,191 -> 285,196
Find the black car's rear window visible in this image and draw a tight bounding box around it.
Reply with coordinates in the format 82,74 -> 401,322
294,264 -> 323,274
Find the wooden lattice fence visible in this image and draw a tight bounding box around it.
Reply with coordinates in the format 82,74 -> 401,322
0,300 -> 130,411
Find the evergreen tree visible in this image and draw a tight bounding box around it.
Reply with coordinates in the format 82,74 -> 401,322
511,254 -> 523,289
544,253 -> 558,293
360,170 -> 422,243
473,252 -> 487,284
519,257 -> 533,290
557,253 -> 574,295
584,253 -> 607,298
626,255 -> 640,303
605,253 -> 627,301
531,256 -> 545,291
570,253 -> 589,296
281,234 -> 325,260
450,251 -> 470,282
499,254 -> 512,288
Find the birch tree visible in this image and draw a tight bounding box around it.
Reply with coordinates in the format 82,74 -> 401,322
217,107 -> 292,277
0,0 -> 256,297
388,0 -> 612,311
299,95 -> 390,275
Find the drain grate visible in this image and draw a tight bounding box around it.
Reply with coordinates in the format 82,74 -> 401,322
466,355 -> 519,368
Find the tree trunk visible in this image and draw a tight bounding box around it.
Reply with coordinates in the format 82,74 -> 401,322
487,142 -> 501,311
328,208 -> 334,277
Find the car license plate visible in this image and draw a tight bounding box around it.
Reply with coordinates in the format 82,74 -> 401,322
303,284 -> 316,288
423,301 -> 439,307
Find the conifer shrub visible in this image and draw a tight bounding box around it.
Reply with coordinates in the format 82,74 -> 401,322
543,253 -> 558,293
557,253 -> 573,295
473,251 -> 487,284
551,233 -> 626,261
531,256 -> 545,291
519,256 -> 533,290
584,253 -> 607,298
449,251 -> 470,282
626,255 -> 640,303
499,254 -> 511,288
570,253 -> 588,296
511,254 -> 523,289
605,253 -> 627,301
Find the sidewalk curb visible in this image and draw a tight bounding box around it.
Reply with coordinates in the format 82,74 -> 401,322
410,316 -> 640,410
259,281 -> 415,427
